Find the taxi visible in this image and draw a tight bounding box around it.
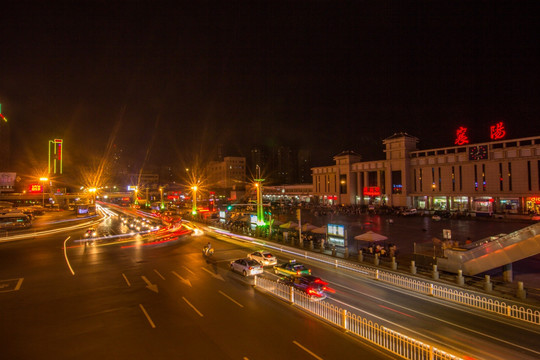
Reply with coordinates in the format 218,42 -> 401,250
273,260 -> 311,277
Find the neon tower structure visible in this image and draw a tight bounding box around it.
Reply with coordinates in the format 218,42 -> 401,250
48,139 -> 63,174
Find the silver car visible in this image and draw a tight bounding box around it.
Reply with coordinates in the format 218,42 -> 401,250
230,258 -> 264,277
247,250 -> 277,266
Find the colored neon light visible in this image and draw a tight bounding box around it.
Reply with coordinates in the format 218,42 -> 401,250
490,121 -> 506,140
454,126 -> 469,145
29,184 -> 42,193
364,186 -> 380,196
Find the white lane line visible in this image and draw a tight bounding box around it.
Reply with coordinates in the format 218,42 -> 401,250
293,341 -> 323,360
201,267 -> 225,281
218,290 -> 244,308
182,296 -> 204,317
182,266 -> 196,276
122,273 -> 131,287
139,304 -> 156,328
14,278 -> 24,291
63,236 -> 75,275
153,269 -> 165,280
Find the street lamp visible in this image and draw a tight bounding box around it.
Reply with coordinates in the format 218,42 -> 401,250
254,165 -> 265,226
39,177 -> 48,207
159,187 -> 165,210
133,187 -> 139,205
88,188 -> 97,204
191,185 -> 198,215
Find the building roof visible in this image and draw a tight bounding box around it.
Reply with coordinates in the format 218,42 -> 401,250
334,150 -> 361,157
384,132 -> 418,141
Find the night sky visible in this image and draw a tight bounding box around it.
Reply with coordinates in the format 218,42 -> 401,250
1,1 -> 539,176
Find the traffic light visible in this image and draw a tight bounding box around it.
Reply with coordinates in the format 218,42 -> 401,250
296,209 -> 301,220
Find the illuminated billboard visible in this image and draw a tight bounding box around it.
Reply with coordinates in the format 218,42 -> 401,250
29,184 -> 42,193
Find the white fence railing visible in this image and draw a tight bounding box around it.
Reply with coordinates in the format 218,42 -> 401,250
255,276 -> 463,360
206,225 -> 540,326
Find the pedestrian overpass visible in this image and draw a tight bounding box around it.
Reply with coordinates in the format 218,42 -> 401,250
437,222 -> 540,276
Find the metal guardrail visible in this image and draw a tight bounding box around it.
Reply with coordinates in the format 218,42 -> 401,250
205,225 -> 540,325
255,276 -> 463,360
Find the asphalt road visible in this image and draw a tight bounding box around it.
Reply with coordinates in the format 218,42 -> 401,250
0,212 -> 391,360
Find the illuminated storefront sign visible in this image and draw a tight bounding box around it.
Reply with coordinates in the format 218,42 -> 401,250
490,121 -> 506,140
528,197 -> 540,204
29,184 -> 42,193
454,126 -> 469,145
363,186 -> 380,196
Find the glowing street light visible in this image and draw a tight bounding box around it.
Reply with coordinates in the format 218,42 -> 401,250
88,187 -> 97,204
39,177 -> 49,207
191,185 -> 198,215
133,186 -> 139,205
159,187 -> 165,210
254,165 -> 265,226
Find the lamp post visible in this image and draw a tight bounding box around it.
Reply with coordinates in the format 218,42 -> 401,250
88,188 -> 97,204
254,165 -> 265,226
39,177 -> 48,207
191,185 -> 198,215
159,187 -> 164,210
133,187 -> 139,205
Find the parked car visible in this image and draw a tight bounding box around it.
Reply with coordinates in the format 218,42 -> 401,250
278,275 -> 334,300
273,260 -> 311,277
230,258 -> 264,277
247,250 -> 277,266
402,208 -> 417,216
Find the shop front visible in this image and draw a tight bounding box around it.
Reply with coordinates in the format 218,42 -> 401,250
473,197 -> 494,216
450,196 -> 469,211
499,198 -> 520,214
432,196 -> 448,210
526,196 -> 540,215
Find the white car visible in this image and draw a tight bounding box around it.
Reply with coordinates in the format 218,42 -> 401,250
230,258 -> 264,277
247,250 -> 277,266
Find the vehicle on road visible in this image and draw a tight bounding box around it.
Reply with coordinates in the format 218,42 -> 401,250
0,212 -> 32,230
247,250 -> 277,266
203,245 -> 214,256
230,258 -> 263,276
273,260 -> 311,277
278,275 -> 334,300
84,228 -> 97,238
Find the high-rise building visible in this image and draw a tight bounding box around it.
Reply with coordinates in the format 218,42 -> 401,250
0,104 -> 10,171
48,139 -> 63,174
297,149 -> 312,184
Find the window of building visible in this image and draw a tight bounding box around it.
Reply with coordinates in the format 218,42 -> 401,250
482,164 -> 486,191
451,166 -> 455,191
459,166 -> 462,191
391,170 -> 402,194
508,162 -> 512,191
474,165 -> 478,191
419,169 -> 423,192
431,168 -> 435,191
339,174 -> 347,194
414,169 -> 417,192
527,161 -> 531,191
499,163 -> 503,191
438,167 -> 442,191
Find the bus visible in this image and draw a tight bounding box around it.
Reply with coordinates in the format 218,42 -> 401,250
0,213 -> 32,230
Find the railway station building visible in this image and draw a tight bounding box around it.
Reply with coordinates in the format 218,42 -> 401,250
312,131 -> 540,216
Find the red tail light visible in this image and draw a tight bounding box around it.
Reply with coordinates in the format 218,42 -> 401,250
307,288 -> 322,297
297,271 -> 301,275
249,267 -> 253,270
314,279 -> 328,286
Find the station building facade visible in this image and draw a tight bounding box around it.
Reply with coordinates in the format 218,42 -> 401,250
312,133 -> 540,215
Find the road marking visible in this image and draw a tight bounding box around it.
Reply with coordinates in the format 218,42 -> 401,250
141,276 -> 159,293
218,290 -> 244,308
201,267 -> 225,281
182,266 -> 195,276
63,236 -> 75,275
293,341 -> 323,360
172,271 -> 192,287
14,278 -> 24,291
0,278 -> 24,293
378,304 -> 415,318
139,304 -> 156,328
182,296 -> 204,317
153,269 -> 165,280
122,273 -> 131,287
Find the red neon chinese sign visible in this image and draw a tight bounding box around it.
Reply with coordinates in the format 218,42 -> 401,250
29,184 -> 42,193
364,186 -> 380,196
454,126 -> 469,145
529,197 -> 540,204
490,121 -> 506,140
